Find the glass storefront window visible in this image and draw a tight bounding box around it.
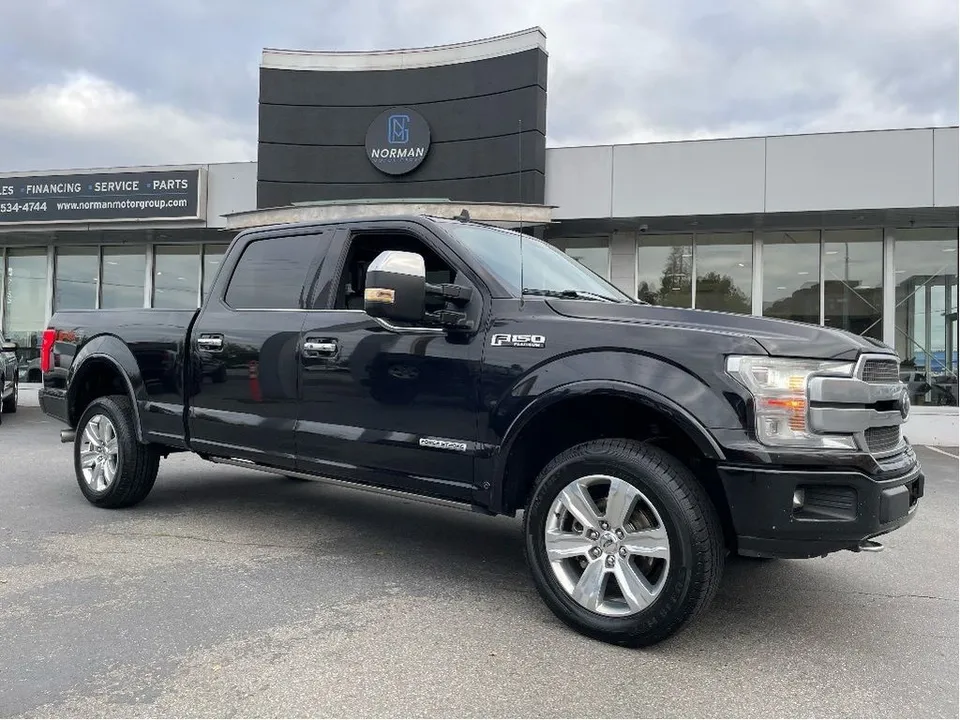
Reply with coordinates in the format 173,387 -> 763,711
4,248 -> 48,380
823,229 -> 883,341
761,230 -> 821,324
101,246 -> 146,309
153,244 -> 200,309
637,234 -> 693,307
54,246 -> 99,311
202,244 -> 229,301
893,228 -> 958,407
694,232 -> 752,313
552,237 -> 611,280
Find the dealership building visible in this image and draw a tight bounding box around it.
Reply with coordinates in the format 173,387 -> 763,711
1,28 -> 957,443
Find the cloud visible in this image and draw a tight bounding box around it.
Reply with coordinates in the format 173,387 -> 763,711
0,72 -> 255,171
0,0 -> 955,170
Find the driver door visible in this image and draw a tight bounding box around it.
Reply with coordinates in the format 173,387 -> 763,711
296,222 -> 484,501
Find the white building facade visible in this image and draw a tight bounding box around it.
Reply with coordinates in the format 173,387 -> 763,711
1,133 -> 956,442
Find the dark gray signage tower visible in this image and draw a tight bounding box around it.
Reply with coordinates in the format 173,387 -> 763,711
256,28 -> 548,208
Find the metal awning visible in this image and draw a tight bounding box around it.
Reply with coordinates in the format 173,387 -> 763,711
223,198 -> 555,230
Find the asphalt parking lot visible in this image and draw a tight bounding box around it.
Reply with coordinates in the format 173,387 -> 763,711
1,401 -> 957,718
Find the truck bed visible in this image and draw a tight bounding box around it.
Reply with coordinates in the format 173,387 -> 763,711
40,308 -> 200,445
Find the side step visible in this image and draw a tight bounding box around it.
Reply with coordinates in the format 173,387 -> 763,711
206,455 -> 480,514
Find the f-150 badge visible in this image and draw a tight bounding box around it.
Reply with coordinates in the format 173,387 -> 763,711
490,333 -> 546,348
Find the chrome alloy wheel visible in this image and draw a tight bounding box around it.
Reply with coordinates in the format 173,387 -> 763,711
544,474 -> 670,617
79,414 -> 120,492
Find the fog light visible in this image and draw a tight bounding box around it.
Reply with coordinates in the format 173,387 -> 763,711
793,489 -> 805,510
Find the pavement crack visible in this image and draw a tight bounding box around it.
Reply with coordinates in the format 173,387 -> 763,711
803,588 -> 956,602
51,529 -> 315,551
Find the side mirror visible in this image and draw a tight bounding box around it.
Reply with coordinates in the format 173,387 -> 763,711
363,250 -> 427,324
0,341 -> 17,352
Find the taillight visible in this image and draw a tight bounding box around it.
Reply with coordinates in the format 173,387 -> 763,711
40,328 -> 56,374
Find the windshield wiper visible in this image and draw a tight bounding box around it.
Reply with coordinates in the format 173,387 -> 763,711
522,288 -> 623,303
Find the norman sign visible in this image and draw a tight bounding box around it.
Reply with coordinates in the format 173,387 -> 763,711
0,169 -> 202,224
364,107 -> 431,176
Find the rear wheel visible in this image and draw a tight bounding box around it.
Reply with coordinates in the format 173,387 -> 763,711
523,438 -> 724,647
1,377 -> 17,414
74,395 -> 160,508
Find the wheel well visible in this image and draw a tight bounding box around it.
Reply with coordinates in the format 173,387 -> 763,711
499,393 -> 736,548
69,359 -> 131,427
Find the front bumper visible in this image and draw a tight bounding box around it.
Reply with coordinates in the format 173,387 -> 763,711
718,451 -> 924,559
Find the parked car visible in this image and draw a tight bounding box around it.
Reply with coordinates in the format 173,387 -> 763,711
0,336 -> 20,424
36,214 -> 924,647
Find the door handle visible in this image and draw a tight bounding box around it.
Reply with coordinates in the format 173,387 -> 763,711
197,334 -> 223,351
303,340 -> 337,355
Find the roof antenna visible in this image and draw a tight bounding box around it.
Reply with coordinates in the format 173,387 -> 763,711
518,118 -> 525,309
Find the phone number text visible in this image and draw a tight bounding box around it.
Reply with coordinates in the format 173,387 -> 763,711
0,201 -> 49,213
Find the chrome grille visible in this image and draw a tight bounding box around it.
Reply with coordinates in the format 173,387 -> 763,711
865,426 -> 902,454
861,358 -> 899,383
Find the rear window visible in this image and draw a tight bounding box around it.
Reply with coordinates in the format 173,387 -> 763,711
224,234 -> 328,309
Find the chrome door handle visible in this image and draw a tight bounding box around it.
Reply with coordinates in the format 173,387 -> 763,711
197,335 -> 223,351
303,340 -> 337,354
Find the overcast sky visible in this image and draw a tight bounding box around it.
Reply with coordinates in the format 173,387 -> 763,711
0,0 -> 956,172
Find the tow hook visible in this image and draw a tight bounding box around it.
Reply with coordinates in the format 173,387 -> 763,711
850,539 -> 884,553
60,429 -> 76,444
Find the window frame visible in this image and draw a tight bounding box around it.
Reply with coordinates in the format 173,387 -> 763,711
309,220 -> 489,335
218,230 -> 331,313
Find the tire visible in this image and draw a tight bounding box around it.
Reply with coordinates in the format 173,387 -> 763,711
1,377 -> 18,414
523,438 -> 724,648
74,395 -> 161,509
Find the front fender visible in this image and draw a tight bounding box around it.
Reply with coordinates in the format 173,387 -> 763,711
68,334 -> 148,442
489,349 -> 746,445
498,378 -> 727,464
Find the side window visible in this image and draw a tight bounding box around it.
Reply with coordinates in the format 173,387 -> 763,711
224,234 -> 328,310
333,232 -> 457,313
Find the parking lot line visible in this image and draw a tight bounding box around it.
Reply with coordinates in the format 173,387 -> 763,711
924,446 -> 960,460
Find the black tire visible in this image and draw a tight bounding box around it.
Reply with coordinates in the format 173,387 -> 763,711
74,395 -> 161,509
1,377 -> 18,414
523,438 -> 724,648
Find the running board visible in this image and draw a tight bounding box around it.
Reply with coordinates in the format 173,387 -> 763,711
205,455 -> 478,514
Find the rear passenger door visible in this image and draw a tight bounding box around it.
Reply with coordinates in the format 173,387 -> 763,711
187,229 -> 331,470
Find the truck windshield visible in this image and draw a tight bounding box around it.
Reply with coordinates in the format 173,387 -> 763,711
435,219 -> 635,303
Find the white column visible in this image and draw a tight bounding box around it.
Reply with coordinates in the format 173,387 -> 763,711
751,231 -> 763,316
144,242 -> 155,308
44,245 -> 55,323
610,230 -> 637,298
882,229 -> 896,349
0,248 -> 6,333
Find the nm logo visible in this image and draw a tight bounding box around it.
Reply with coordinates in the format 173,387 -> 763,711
365,106 -> 431,176
387,114 -> 410,144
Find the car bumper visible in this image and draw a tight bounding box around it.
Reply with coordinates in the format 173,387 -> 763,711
718,455 -> 924,559
38,387 -> 69,425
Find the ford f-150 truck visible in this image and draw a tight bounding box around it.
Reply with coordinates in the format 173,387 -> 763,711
37,214 -> 924,647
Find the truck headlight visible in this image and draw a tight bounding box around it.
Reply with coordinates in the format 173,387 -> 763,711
725,355 -> 857,450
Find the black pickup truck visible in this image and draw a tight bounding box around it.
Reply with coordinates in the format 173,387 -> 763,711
38,214 -> 924,647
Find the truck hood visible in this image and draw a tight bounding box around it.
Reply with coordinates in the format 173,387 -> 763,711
546,299 -> 894,361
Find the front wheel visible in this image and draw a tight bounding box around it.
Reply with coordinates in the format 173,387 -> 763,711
523,439 -> 724,648
74,395 -> 161,508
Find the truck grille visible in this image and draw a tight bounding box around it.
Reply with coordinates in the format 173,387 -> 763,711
865,426 -> 902,454
807,354 -> 908,458
861,358 -> 899,383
